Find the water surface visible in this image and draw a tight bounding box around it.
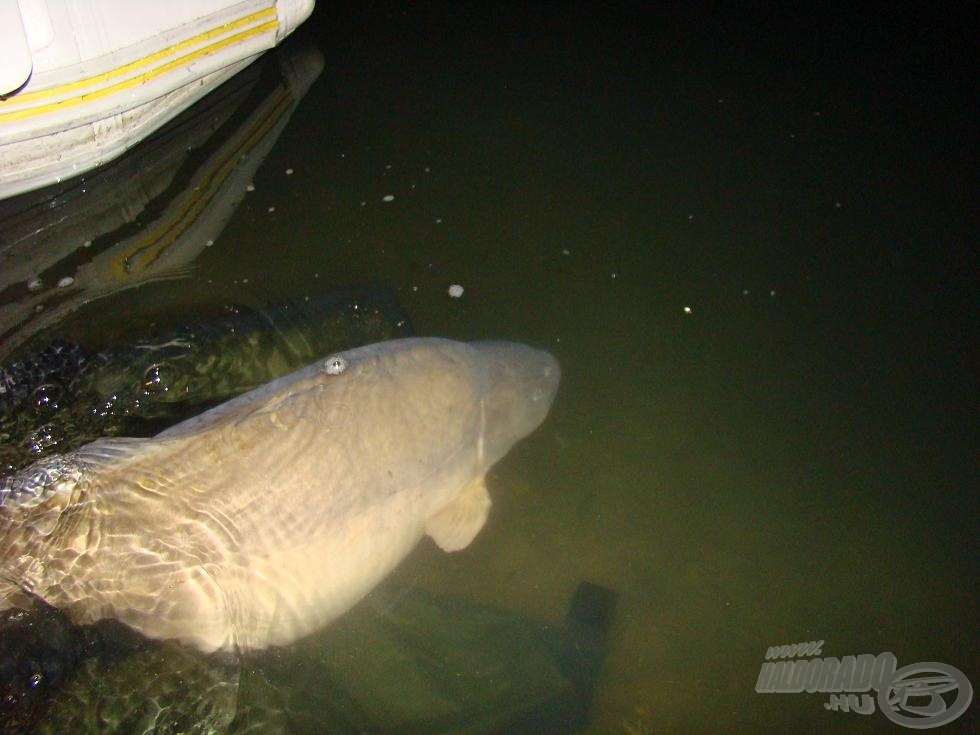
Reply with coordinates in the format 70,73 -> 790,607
1,4 -> 975,733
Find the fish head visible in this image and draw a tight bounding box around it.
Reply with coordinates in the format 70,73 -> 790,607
471,341 -> 560,466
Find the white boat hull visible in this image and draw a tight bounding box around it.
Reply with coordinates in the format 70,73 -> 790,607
0,0 -> 315,199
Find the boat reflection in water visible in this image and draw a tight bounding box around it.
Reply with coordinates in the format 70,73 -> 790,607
0,44 -> 325,360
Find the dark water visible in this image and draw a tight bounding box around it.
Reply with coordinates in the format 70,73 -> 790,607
0,3 -> 975,733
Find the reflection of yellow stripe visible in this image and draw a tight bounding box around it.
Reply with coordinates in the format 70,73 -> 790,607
109,86 -> 292,279
0,9 -> 277,124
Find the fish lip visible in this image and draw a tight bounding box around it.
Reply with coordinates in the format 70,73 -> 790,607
536,350 -> 561,398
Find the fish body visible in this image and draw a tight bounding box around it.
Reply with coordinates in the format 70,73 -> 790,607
0,338 -> 559,653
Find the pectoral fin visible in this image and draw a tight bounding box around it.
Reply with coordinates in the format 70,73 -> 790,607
425,475 -> 492,552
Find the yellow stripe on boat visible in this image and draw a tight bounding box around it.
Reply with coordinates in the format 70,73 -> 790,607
0,8 -> 278,124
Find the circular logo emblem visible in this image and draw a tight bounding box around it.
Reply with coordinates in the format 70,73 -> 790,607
878,662 -> 973,729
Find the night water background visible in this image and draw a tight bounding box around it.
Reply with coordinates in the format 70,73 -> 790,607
0,3 -> 975,733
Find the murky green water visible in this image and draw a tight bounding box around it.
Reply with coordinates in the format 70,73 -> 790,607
1,4 -> 974,734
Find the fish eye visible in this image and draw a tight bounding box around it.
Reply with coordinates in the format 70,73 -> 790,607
323,356 -> 347,375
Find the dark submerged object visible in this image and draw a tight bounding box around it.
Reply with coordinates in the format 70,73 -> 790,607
0,340 -> 88,407
0,582 -> 615,734
0,595 -> 146,734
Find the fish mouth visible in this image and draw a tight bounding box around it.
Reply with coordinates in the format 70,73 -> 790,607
528,352 -> 560,409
